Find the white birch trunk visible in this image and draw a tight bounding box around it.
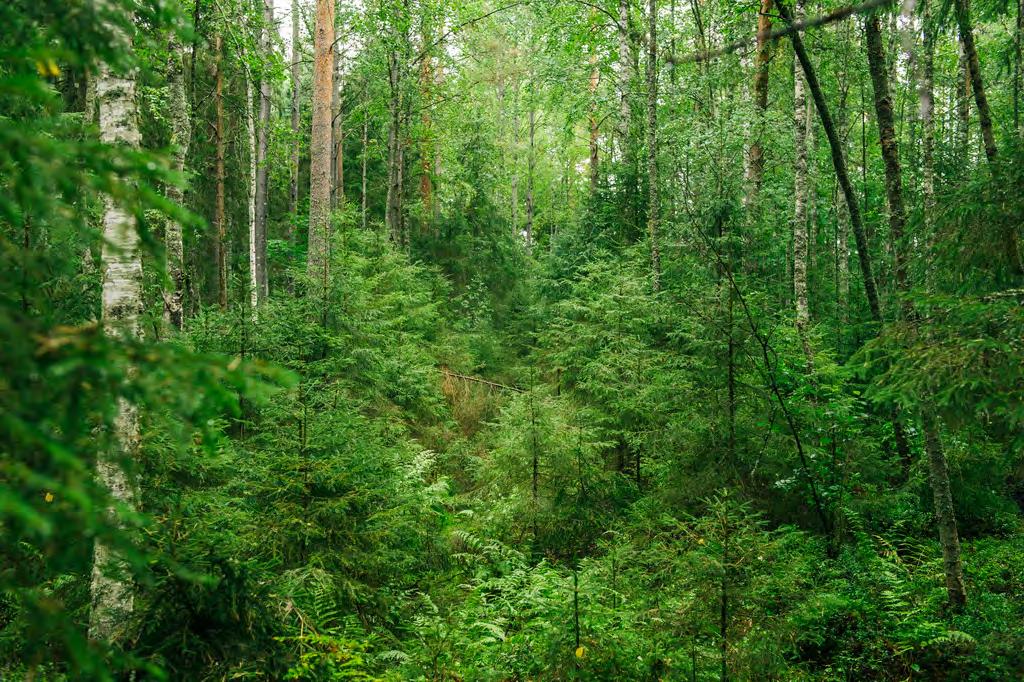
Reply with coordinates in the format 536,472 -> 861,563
90,49 -> 142,643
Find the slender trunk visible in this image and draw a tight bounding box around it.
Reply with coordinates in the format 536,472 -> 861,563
332,46 -> 344,208
214,33 -> 227,309
420,30 -> 434,230
289,0 -> 301,238
745,0 -> 773,206
165,35 -> 190,330
308,0 -> 335,283
953,0 -> 997,164
865,15 -> 908,305
922,411 -> 968,608
646,0 -> 660,292
1016,0 -> 1022,136
246,49 -> 258,312
255,0 -> 272,302
780,0 -> 880,323
921,0 -> 936,221
511,83 -> 519,235
872,6 -> 967,605
361,82 -> 369,231
386,52 -> 401,242
90,44 -> 143,644
793,5 -> 812,368
956,40 -> 971,161
618,0 -> 634,222
526,103 -> 535,251
589,50 -> 600,192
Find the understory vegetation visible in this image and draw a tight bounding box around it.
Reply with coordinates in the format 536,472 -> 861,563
2,0 -> 1023,679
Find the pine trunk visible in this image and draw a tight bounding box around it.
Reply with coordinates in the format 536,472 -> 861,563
308,0 -> 335,283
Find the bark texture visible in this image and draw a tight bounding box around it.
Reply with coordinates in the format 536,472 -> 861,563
646,0 -> 660,292
214,33 -> 227,309
780,0 -> 879,322
865,14 -> 908,302
165,34 -> 190,330
922,411 -> 968,608
953,0 -> 996,163
308,0 -> 335,283
255,0 -> 272,302
745,0 -> 773,206
290,0 -> 301,237
91,51 -> 143,644
793,2 -> 812,368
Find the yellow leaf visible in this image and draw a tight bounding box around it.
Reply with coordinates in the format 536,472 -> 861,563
575,646 -> 585,659
47,59 -> 61,77
44,492 -> 54,503
697,538 -> 705,545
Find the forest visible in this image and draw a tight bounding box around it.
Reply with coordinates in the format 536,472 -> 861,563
2,0 -> 1023,678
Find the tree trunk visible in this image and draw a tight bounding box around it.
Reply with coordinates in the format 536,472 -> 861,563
956,41 -> 971,161
865,15 -> 908,305
289,0 -> 301,238
922,411 -> 968,608
869,7 -> 968,606
214,33 -> 227,309
526,102 -> 535,251
165,34 -> 190,330
745,0 -> 773,207
255,0 -> 272,302
308,0 -> 335,283
589,50 -> 600,192
246,45 -> 258,312
90,47 -> 143,644
780,0 -> 879,323
953,0 -> 997,164
793,3 -> 812,368
419,29 -> 434,230
332,45 -> 345,208
618,0 -> 634,211
646,0 -> 660,292
361,81 -> 369,230
921,0 -> 936,221
386,51 -> 401,242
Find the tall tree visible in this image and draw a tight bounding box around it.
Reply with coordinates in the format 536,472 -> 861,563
90,33 -> 143,644
308,0 -> 335,283
255,0 -> 272,302
214,32 -> 228,309
953,0 -> 997,163
867,7 -> 966,607
745,0 -> 773,206
646,0 -> 660,292
165,33 -> 191,330
793,0 -> 812,368
290,0 -> 301,236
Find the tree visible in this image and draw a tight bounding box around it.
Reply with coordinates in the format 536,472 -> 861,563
255,0 -> 273,302
214,32 -> 228,309
308,0 -> 335,283
290,0 -> 302,235
165,32 -> 191,330
793,0 -> 812,368
90,29 -> 143,644
646,0 -> 660,292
